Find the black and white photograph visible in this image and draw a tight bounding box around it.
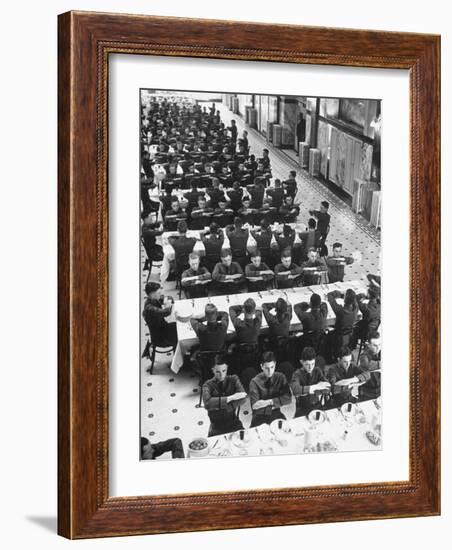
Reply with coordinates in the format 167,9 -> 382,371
139,89 -> 382,461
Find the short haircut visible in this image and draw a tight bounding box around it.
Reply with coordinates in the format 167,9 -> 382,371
333,242 -> 342,249
321,200 -> 330,209
205,303 -> 218,319
234,216 -> 243,228
274,179 -> 281,187
263,148 -> 269,154
145,281 -> 160,295
310,293 -> 321,308
301,346 -> 316,362
261,219 -> 270,230
344,288 -> 356,306
261,350 -> 276,364
209,222 -> 219,234
275,298 -> 288,316
368,330 -> 381,340
242,196 -> 250,202
250,250 -> 261,258
338,345 -> 352,358
189,252 -> 199,261
281,250 -> 292,259
308,218 -> 317,229
177,220 -> 188,233
283,224 -> 292,237
307,246 -> 317,254
244,298 -> 256,314
220,248 -> 232,258
213,353 -> 228,368
290,170 -> 296,177
171,197 -> 179,204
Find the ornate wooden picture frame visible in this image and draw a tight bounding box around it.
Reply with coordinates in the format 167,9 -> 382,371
58,11 -> 440,539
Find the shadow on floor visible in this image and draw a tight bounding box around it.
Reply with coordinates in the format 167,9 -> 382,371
26,515 -> 57,534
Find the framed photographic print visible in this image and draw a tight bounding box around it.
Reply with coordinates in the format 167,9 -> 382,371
58,11 -> 440,539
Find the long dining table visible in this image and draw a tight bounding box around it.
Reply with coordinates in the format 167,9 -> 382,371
168,279 -> 369,373
184,398 -> 382,459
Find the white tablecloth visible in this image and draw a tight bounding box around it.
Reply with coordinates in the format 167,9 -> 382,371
170,279 -> 368,373
186,399 -> 382,459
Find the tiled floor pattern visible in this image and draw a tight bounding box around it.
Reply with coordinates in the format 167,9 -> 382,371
140,99 -> 381,459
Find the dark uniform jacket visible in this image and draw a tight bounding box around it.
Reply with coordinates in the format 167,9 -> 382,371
190,311 -> 229,352
229,306 -> 262,344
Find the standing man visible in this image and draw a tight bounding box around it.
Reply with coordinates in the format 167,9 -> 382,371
325,242 -> 355,283
249,351 -> 292,427
296,113 -> 306,154
202,355 -> 247,437
309,200 -> 331,252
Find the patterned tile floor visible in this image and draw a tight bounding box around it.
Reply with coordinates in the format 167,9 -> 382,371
140,100 -> 381,459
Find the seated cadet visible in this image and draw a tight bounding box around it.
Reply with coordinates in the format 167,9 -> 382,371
282,170 -> 298,198
294,292 -> 329,344
181,252 -> 211,298
201,222 -> 224,271
183,181 -> 204,212
245,154 -> 258,173
141,211 -> 164,267
225,181 -> 244,213
159,187 -> 177,217
206,178 -> 226,209
327,288 -> 359,355
279,195 -> 300,223
226,217 -> 249,268
245,250 -> 274,292
249,351 -> 292,428
326,345 -> 370,407
357,353 -> 381,400
164,198 -> 188,229
251,219 -> 274,266
354,287 -> 381,343
141,436 -> 185,460
247,179 -> 266,209
262,297 -> 293,342
212,249 -> 246,295
202,356 -> 247,437
301,247 -> 328,286
142,281 -> 178,350
190,304 -> 229,352
237,196 -> 258,225
274,250 -> 303,288
229,298 -> 263,345
275,223 -> 296,257
325,242 -> 355,283
266,179 -> 285,209
190,195 -> 214,219
218,164 -> 233,188
258,199 -> 278,225
290,346 -> 331,417
361,330 -> 381,369
298,218 -> 321,261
